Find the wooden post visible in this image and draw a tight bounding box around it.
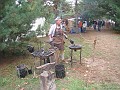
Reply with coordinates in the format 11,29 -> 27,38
40,71 -> 56,90
75,0 -> 79,33
93,38 -> 97,61
36,62 -> 56,90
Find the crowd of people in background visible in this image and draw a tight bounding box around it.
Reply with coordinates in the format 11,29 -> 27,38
70,19 -> 113,33
92,19 -> 105,31
78,20 -> 87,33
78,19 -> 107,33
51,17 -> 114,34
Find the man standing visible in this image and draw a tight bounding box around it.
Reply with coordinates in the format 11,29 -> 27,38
48,17 -> 65,64
93,20 -> 97,30
78,21 -> 83,33
98,20 -> 102,31
82,21 -> 87,32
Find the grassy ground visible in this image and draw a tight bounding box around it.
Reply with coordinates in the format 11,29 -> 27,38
0,30 -> 120,90
56,77 -> 120,90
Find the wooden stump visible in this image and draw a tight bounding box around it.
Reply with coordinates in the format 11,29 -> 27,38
36,62 -> 56,90
40,71 -> 56,90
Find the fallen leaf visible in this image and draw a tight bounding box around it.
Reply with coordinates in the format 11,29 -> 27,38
24,82 -> 28,85
18,85 -> 20,87
87,65 -> 90,67
20,88 -> 24,90
66,72 -> 69,74
92,88 -> 96,90
86,70 -> 88,73
84,74 -> 87,77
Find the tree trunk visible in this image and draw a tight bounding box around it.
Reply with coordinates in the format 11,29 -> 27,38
75,0 -> 79,33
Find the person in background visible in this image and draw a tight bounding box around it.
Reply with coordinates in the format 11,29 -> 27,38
97,20 -> 102,31
82,21 -> 87,32
93,20 -> 97,30
48,17 -> 65,64
101,20 -> 105,29
78,21 -> 83,33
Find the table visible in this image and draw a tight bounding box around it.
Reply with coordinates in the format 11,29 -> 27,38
32,50 -> 55,65
69,44 -> 82,67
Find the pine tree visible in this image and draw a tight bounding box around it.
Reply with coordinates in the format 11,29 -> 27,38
0,0 -> 54,56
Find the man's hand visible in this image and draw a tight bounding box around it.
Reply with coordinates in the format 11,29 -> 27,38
63,33 -> 68,39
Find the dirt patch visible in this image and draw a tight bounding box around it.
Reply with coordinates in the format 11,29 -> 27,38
74,29 -> 120,84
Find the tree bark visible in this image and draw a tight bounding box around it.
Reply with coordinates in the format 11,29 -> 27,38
75,0 -> 79,33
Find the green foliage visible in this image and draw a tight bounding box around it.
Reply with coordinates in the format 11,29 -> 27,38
80,0 -> 120,31
79,0 -> 104,20
99,0 -> 120,31
0,77 -> 10,87
0,0 -> 55,57
51,0 -> 73,18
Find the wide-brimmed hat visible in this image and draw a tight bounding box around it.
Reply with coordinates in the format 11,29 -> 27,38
55,17 -> 61,21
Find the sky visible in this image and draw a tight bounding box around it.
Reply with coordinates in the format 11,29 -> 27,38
66,0 -> 75,3
66,0 -> 75,5
66,0 -> 81,6
31,18 -> 45,31
66,0 -> 81,3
